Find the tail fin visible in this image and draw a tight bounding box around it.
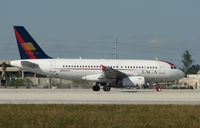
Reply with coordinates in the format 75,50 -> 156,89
13,26 -> 51,59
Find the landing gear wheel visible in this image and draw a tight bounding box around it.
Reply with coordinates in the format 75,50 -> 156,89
103,86 -> 111,91
156,87 -> 161,92
156,82 -> 161,92
92,85 -> 100,91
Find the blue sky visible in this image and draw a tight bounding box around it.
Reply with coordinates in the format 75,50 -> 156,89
1,0 -> 200,67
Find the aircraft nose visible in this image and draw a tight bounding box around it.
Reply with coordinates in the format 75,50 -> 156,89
177,70 -> 185,78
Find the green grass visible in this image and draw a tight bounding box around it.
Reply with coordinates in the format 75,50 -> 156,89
0,104 -> 200,128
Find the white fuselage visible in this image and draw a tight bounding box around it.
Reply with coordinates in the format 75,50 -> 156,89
10,59 -> 184,83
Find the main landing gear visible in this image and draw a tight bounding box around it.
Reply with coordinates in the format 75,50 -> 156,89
92,82 -> 111,92
92,85 -> 100,91
92,82 -> 100,91
103,86 -> 111,91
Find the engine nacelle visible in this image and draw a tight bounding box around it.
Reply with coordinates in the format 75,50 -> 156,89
122,76 -> 145,87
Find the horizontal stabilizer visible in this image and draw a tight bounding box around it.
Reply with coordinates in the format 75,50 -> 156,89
21,61 -> 39,68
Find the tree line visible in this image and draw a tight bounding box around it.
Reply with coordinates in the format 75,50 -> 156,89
182,50 -> 200,75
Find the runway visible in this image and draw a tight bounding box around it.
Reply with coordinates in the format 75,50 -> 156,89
0,88 -> 200,104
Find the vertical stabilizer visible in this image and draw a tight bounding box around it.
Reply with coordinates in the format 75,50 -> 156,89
13,26 -> 51,59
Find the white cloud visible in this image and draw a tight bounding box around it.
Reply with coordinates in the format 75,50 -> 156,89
148,36 -> 181,46
148,36 -> 164,46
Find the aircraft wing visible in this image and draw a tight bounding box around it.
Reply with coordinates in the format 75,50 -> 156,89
21,61 -> 39,68
101,65 -> 127,79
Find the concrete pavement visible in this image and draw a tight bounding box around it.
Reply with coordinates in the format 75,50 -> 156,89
0,88 -> 199,104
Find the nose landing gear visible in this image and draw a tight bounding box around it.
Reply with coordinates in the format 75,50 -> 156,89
156,82 -> 161,92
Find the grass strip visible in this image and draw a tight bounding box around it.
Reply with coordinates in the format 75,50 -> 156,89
0,104 -> 200,128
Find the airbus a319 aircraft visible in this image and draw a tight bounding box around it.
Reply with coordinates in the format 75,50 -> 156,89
10,26 -> 185,91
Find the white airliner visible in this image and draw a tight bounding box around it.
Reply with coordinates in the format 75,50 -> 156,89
10,26 -> 185,91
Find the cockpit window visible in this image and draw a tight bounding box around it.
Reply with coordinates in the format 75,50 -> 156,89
171,66 -> 176,69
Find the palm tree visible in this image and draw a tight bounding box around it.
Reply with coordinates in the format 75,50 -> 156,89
1,62 -> 8,87
1,62 -> 7,79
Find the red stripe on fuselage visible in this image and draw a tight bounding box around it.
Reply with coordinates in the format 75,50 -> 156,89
14,27 -> 37,59
160,60 -> 174,66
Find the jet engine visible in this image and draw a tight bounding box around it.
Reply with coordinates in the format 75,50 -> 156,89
122,76 -> 145,87
82,74 -> 104,81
